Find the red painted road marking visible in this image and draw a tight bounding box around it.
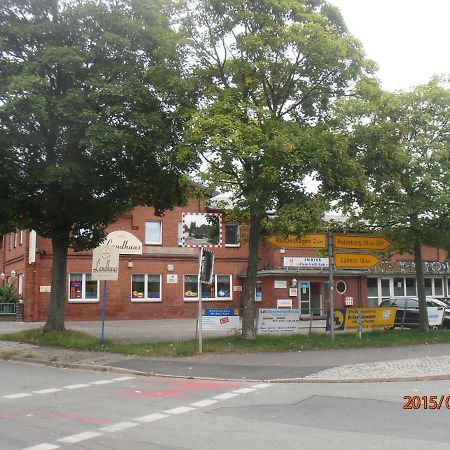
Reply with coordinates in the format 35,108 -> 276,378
120,378 -> 244,399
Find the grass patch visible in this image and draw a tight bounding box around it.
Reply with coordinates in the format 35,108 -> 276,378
1,350 -> 18,360
0,328 -> 449,357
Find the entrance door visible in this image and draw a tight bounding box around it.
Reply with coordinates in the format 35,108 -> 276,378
310,282 -> 322,316
299,282 -> 311,316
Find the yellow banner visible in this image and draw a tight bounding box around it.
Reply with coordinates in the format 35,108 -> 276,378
344,307 -> 396,329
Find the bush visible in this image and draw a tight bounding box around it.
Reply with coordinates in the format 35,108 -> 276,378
0,283 -> 19,303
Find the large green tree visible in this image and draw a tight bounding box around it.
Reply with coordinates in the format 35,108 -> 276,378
178,0 -> 373,338
335,77 -> 450,331
0,0 -> 192,331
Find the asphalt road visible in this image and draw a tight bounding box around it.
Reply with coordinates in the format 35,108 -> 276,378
1,361 -> 450,450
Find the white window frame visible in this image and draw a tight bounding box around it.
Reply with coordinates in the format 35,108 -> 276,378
425,277 -> 444,297
225,224 -> 240,247
131,274 -> 162,302
145,221 -> 162,245
178,222 -> 183,246
255,281 -> 262,302
336,280 -> 347,295
68,273 -> 99,303
183,274 -> 233,301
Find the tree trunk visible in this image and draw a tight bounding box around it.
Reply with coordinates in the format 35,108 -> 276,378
241,211 -> 263,339
414,238 -> 429,332
43,235 -> 69,332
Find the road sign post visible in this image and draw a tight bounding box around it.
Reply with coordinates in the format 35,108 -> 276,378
327,232 -> 335,342
91,245 -> 120,343
197,248 -> 215,353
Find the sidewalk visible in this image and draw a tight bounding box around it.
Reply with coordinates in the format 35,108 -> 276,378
1,320 -> 450,383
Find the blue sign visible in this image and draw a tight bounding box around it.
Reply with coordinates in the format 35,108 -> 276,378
325,308 -> 346,331
203,308 -> 239,316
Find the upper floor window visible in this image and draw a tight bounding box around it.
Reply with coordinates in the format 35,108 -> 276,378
178,222 -> 183,246
225,224 -> 240,247
145,221 -> 162,245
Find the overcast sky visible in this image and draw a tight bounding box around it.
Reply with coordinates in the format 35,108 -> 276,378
329,0 -> 450,91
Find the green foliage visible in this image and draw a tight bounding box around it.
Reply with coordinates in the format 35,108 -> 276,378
0,0 -> 193,245
177,0 -> 373,337
2,328 -> 450,356
0,0 -> 196,330
335,77 -> 450,253
0,283 -> 20,303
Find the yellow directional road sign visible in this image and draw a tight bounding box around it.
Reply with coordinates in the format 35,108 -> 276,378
334,234 -> 391,251
268,234 -> 327,249
334,252 -> 380,269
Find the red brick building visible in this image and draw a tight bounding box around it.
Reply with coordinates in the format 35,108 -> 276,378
1,199 -> 449,322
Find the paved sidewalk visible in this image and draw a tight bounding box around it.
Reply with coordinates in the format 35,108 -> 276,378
1,320 -> 450,382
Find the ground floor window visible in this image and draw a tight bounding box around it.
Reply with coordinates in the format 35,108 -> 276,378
255,281 -> 262,301
367,276 -> 448,304
131,274 -> 161,301
69,273 -> 99,302
184,274 -> 232,300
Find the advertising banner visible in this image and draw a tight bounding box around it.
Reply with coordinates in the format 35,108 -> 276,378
201,308 -> 240,331
257,309 -> 301,334
326,307 -> 396,331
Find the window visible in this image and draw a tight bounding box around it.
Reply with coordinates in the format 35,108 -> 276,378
20,231 -> 23,245
336,280 -> 347,295
131,274 -> 161,301
69,273 -> 99,302
434,278 -> 443,296
405,278 -> 416,296
367,278 -> 378,298
18,273 -> 24,298
394,277 -> 405,296
225,224 -> 240,247
381,279 -> 390,298
424,278 -> 432,296
424,277 -> 444,297
184,275 -> 199,299
184,274 -> 232,300
255,281 -> 262,301
178,222 -> 183,246
145,221 -> 162,245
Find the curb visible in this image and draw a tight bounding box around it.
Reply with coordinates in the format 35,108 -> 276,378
5,354 -> 450,384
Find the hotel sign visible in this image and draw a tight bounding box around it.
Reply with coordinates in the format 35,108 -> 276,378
91,245 -> 120,281
283,257 -> 329,268
104,231 -> 143,255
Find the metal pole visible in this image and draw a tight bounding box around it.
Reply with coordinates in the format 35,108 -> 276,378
328,231 -> 335,341
198,278 -> 203,353
197,248 -> 203,353
100,280 -> 107,343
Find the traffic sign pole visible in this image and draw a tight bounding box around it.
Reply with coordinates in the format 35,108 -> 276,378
328,231 -> 334,342
100,280 -> 107,343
